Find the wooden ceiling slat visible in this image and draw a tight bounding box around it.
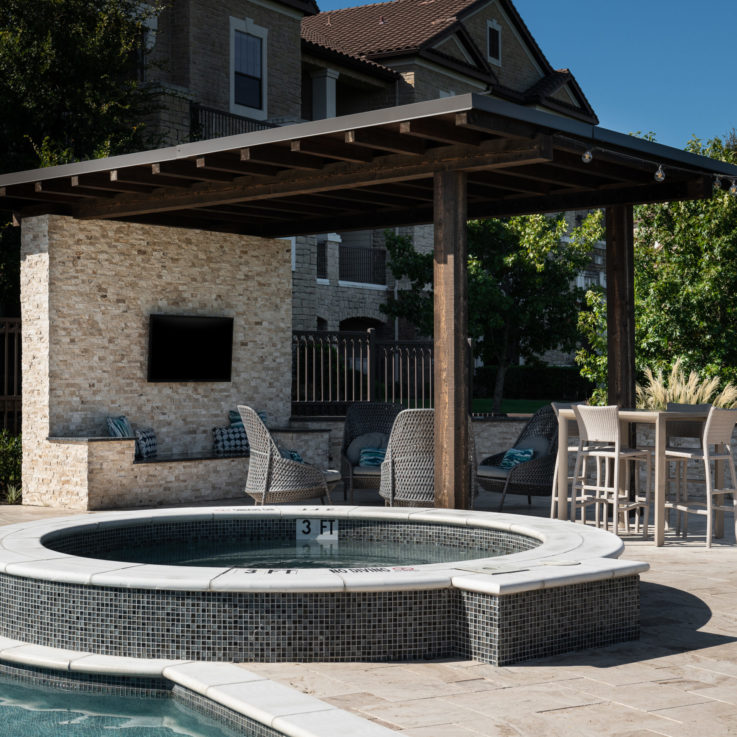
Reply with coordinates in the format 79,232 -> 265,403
34,180 -> 116,199
290,138 -> 375,163
468,171 -> 551,196
111,168 -> 192,189
240,145 -> 324,171
399,119 -> 484,147
345,128 -> 426,156
195,154 -> 277,178
72,174 -> 154,194
152,161 -> 237,183
455,110 -> 537,139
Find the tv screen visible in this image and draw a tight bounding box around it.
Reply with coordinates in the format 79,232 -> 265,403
147,314 -> 233,382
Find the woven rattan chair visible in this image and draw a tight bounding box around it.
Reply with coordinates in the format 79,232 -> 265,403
478,404 -> 558,512
664,406 -> 737,547
341,402 -> 402,503
238,405 -> 339,505
378,408 -> 476,507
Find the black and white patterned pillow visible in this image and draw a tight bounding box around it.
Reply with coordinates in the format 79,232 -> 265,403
213,425 -> 249,455
134,427 -> 157,459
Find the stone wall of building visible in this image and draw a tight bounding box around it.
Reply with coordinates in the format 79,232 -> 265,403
21,214 -> 292,507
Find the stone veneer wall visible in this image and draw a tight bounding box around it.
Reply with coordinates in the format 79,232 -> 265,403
21,215 -> 292,508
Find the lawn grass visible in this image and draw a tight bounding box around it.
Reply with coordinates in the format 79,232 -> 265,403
472,398 -> 550,414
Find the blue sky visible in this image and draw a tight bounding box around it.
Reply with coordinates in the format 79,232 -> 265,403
314,0 -> 737,150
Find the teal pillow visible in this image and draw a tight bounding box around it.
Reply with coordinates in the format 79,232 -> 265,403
499,447 -> 533,469
359,448 -> 386,467
106,415 -> 133,438
279,447 -> 303,463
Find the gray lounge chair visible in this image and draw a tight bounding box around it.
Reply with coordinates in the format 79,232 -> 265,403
238,405 -> 339,504
478,404 -> 558,511
341,402 -> 402,503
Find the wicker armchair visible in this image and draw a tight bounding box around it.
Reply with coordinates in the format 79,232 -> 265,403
379,408 -> 476,507
478,404 -> 558,511
341,402 -> 402,503
238,405 -> 339,505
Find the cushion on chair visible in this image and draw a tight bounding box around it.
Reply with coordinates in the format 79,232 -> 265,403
346,432 -> 389,464
213,425 -> 249,455
477,465 -> 510,481
359,448 -> 386,467
351,464 -> 382,477
134,427 -> 157,459
106,415 -> 134,438
499,447 -> 534,469
516,435 -> 550,458
228,409 -> 244,428
279,447 -> 304,463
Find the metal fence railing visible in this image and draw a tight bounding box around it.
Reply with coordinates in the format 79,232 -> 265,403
0,319 -> 21,434
291,329 -> 434,416
189,103 -> 277,141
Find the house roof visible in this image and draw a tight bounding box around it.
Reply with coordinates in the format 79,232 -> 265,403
303,0 -> 481,57
303,0 -> 597,123
302,37 -> 399,79
1,94 -> 733,238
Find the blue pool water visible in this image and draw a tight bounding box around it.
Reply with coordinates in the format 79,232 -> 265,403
0,677 -> 240,737
91,538 -> 494,568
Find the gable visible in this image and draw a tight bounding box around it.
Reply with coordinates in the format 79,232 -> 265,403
461,0 -> 542,92
432,36 -> 475,66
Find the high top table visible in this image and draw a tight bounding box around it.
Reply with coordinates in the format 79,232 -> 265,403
556,408 -> 713,546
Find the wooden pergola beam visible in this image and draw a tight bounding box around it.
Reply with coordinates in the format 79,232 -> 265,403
433,170 -> 471,510
74,137 -> 552,220
606,204 -> 636,408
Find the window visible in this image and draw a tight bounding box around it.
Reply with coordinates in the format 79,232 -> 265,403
487,19 -> 501,65
234,31 -> 262,109
230,17 -> 268,119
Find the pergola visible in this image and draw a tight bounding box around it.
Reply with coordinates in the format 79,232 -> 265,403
3,93 -> 737,511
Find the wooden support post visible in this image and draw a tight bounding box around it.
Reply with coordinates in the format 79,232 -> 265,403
433,170 -> 470,509
606,204 -> 636,409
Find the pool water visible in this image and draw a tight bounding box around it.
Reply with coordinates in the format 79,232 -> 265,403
91,538 -> 494,568
0,677 -> 239,737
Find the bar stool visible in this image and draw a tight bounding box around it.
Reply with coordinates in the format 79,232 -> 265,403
550,402 -> 592,521
664,406 -> 737,547
572,405 -> 652,536
664,402 -> 710,535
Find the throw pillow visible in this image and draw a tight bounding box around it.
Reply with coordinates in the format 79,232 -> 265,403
346,432 -> 389,465
499,447 -> 534,470
213,425 -> 249,455
279,447 -> 304,463
359,448 -> 386,467
106,415 -> 134,438
134,428 -> 157,459
228,409 -> 244,427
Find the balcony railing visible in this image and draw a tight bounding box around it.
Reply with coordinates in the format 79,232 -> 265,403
189,103 -> 276,141
291,329 -> 435,416
339,245 -> 386,286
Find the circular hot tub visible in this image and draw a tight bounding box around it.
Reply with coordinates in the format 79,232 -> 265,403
0,506 -> 647,666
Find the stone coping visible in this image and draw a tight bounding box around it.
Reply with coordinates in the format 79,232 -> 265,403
0,638 -> 398,736
0,506 -> 647,595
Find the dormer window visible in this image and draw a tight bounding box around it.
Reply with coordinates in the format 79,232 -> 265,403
487,19 -> 501,65
230,17 -> 268,120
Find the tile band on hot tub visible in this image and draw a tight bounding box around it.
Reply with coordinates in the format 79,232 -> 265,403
0,506 -> 647,666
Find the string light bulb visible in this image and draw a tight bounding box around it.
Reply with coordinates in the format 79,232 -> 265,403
714,175 -> 722,190
581,150 -> 593,164
654,164 -> 665,183
730,179 -> 737,196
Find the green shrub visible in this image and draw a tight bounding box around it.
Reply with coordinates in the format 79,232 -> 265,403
0,431 -> 21,502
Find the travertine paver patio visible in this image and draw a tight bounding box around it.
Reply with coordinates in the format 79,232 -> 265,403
2,490 -> 736,737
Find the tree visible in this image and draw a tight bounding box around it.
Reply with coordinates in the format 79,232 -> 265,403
577,134 -> 737,401
381,211 -> 603,412
0,0 -> 162,312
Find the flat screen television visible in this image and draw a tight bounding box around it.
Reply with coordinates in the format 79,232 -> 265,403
147,314 -> 233,382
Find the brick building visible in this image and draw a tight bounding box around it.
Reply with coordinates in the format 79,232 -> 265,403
145,0 -> 600,342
